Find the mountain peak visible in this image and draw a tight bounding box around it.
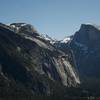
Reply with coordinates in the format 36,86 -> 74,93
60,36 -> 71,43
73,23 -> 100,46
80,23 -> 100,31
10,23 -> 38,34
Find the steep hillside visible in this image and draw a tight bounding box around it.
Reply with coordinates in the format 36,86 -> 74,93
0,23 -> 80,98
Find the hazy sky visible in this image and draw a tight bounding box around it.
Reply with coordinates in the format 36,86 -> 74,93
0,0 -> 100,39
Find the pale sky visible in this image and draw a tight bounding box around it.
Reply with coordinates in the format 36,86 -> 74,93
0,0 -> 100,39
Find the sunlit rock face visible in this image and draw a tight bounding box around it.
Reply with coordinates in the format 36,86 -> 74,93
0,23 -> 80,96
52,24 -> 100,95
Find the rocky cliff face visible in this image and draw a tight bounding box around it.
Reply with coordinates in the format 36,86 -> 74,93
55,23 -> 100,80
70,24 -> 100,78
53,23 -> 100,95
0,23 -> 80,97
68,24 -> 100,94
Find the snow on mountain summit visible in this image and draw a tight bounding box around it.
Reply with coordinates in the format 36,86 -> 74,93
40,34 -> 56,44
61,36 -> 71,43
